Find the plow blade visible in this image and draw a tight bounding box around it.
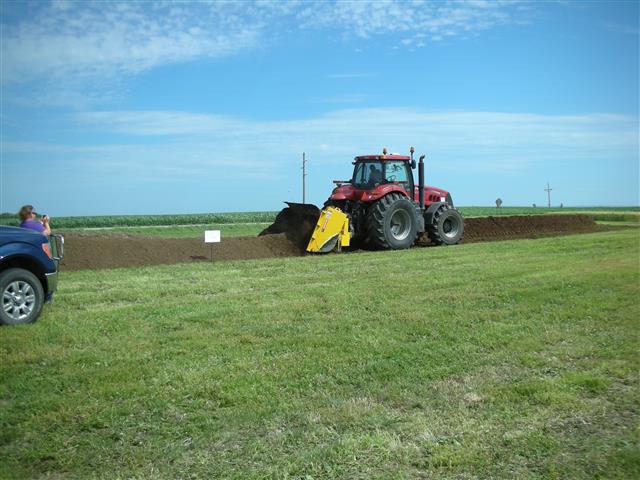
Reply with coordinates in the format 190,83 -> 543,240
306,207 -> 351,253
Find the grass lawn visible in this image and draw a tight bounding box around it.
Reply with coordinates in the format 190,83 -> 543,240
1,229 -> 639,478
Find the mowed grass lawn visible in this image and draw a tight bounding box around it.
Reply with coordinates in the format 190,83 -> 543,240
1,229 -> 638,479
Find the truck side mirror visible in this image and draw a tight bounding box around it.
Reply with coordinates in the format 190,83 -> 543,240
410,160 -> 416,169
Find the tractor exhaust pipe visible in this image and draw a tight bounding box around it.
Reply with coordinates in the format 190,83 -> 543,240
418,154 -> 425,211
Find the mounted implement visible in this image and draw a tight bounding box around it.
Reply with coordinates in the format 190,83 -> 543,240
263,148 -> 464,253
306,206 -> 351,253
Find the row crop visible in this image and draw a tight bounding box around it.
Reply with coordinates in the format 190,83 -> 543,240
0,211 -> 279,229
459,206 -> 640,217
1,206 -> 637,229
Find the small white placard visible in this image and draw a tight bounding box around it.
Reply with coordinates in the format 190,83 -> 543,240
204,230 -> 221,243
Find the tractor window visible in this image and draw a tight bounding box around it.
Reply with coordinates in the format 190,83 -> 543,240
384,161 -> 409,184
352,161 -> 384,188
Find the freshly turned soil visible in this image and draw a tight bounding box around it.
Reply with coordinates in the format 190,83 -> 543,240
59,214 -> 606,271
59,233 -> 303,271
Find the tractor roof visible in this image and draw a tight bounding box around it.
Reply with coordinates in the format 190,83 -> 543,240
354,155 -> 411,162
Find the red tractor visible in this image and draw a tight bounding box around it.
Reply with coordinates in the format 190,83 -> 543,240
320,147 -> 464,250
264,148 -> 464,253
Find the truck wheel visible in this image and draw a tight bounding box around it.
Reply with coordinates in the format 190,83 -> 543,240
427,204 -> 464,245
367,193 -> 417,249
0,268 -> 45,326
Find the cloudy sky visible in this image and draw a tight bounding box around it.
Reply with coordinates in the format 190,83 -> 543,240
1,0 -> 638,216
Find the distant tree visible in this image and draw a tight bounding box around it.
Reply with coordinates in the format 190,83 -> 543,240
495,198 -> 503,209
533,203 -> 537,208
560,203 -> 563,208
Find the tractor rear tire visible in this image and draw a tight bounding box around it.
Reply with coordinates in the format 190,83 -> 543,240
427,204 -> 464,245
367,193 -> 417,250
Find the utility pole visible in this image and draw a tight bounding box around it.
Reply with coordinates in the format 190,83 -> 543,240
544,181 -> 553,208
302,152 -> 307,204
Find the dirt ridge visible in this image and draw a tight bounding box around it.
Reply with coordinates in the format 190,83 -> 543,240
59,214 -> 604,271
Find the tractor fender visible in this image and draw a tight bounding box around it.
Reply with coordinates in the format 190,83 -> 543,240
424,202 -> 447,225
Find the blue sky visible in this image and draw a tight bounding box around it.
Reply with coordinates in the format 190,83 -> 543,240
1,0 -> 638,216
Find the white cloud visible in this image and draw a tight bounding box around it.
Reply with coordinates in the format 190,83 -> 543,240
77,111 -> 247,137
2,1 -> 526,89
23,107 -> 638,177
3,108 -> 638,214
1,2 -> 264,85
297,0 -> 521,39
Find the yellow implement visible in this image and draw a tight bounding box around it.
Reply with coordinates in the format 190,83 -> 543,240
306,207 -> 351,253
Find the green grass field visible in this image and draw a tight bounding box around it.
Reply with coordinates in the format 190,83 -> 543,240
1,228 -> 638,478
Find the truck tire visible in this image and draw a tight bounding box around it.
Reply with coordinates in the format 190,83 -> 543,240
367,193 -> 417,249
427,204 -> 464,245
0,268 -> 45,326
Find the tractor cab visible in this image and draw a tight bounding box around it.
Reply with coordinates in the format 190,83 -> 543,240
330,151 -> 419,206
350,155 -> 414,193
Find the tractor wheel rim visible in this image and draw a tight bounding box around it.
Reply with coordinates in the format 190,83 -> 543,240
390,209 -> 411,241
2,281 -> 35,321
443,217 -> 460,238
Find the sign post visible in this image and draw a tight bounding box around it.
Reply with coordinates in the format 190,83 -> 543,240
204,230 -> 221,262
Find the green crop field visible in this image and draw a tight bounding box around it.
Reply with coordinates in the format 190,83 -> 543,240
0,211 -> 279,229
1,229 -> 638,479
2,206 -> 637,239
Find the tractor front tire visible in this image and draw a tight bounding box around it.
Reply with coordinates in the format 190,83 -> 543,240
427,204 -> 464,245
367,193 -> 417,250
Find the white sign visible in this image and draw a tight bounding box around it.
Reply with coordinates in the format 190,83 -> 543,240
204,230 -> 221,243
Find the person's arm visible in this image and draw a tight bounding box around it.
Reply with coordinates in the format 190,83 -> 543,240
41,215 -> 51,235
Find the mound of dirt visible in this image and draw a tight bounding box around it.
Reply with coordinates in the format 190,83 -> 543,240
59,214 -> 605,271
60,233 -> 303,271
259,204 -> 319,249
462,214 -> 599,242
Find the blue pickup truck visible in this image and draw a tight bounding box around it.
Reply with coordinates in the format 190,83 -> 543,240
0,226 -> 64,325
